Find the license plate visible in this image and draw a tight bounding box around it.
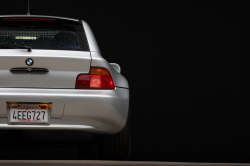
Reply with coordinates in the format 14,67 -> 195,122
9,104 -> 49,123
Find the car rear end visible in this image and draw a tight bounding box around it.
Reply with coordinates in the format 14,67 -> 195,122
0,16 -> 130,158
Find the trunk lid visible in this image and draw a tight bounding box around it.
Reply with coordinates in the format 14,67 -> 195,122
0,49 -> 91,88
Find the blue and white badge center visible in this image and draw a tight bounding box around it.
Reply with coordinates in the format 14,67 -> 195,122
26,58 -> 33,66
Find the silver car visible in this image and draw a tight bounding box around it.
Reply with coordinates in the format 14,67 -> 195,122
0,15 -> 130,160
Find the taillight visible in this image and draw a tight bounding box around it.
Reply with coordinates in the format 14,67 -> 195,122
75,67 -> 115,89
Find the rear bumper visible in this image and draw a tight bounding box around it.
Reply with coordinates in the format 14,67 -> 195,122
0,87 -> 129,134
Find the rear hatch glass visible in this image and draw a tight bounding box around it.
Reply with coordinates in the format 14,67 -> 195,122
0,18 -> 89,51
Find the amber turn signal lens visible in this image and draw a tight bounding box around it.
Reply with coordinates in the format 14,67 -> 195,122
90,68 -> 110,75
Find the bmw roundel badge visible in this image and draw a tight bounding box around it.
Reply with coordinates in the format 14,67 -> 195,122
26,58 -> 34,66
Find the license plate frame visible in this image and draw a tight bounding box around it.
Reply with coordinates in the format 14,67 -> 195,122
7,102 -> 51,125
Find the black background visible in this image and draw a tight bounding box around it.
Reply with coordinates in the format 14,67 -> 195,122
0,0 -> 248,163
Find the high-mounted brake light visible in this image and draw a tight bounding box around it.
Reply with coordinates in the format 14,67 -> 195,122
76,67 -> 115,89
3,18 -> 56,21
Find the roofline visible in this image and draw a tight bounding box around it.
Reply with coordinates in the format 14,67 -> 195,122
0,15 -> 79,22
82,20 -> 101,53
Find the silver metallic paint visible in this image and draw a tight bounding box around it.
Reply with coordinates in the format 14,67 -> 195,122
0,87 -> 129,134
51,102 -> 65,118
0,49 -> 91,88
82,20 -> 101,53
110,63 -> 121,73
0,101 -> 6,117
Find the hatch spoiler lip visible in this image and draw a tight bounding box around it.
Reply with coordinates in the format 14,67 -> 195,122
0,15 -> 81,24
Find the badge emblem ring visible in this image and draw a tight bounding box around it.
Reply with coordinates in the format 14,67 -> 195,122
26,58 -> 34,66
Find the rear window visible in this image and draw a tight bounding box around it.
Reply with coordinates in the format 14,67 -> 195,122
0,18 -> 89,51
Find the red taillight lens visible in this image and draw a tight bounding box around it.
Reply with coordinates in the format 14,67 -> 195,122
3,18 -> 56,21
75,67 -> 115,89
